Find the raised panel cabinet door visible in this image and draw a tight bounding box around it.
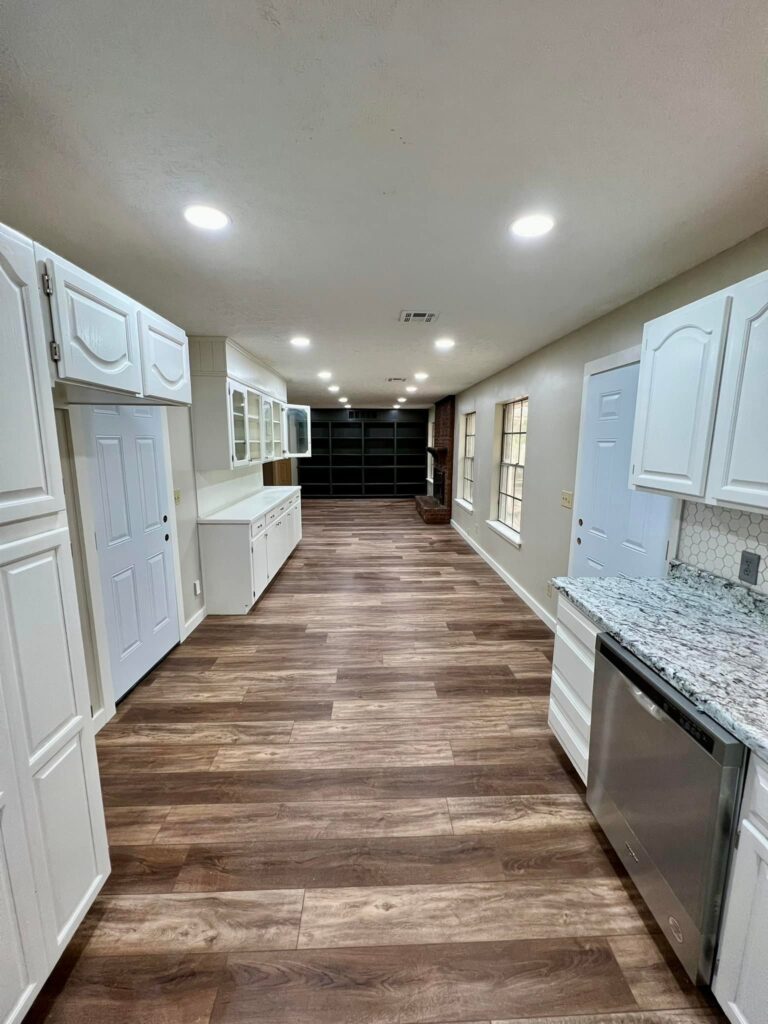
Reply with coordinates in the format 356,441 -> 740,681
631,292 -> 731,497
137,308 -> 191,405
37,246 -> 142,394
250,531 -> 268,603
707,271 -> 768,510
0,687 -> 46,1024
713,819 -> 768,1024
0,224 -> 64,525
0,527 -> 110,963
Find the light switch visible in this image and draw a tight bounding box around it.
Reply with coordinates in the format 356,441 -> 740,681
560,490 -> 574,510
174,489 -> 182,506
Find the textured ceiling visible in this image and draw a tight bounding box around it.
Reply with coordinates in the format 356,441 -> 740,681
1,0 -> 767,406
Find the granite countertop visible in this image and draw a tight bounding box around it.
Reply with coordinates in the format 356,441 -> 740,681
552,563 -> 768,761
198,486 -> 300,525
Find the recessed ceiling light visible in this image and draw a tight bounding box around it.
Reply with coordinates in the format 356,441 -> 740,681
406,386 -> 417,393
344,404 -> 351,409
317,371 -> 332,380
338,397 -> 348,403
392,404 -> 399,409
510,212 -> 555,238
290,336 -> 311,348
328,385 -> 340,393
183,204 -> 230,230
435,337 -> 455,350
414,372 -> 429,381
397,397 -> 406,403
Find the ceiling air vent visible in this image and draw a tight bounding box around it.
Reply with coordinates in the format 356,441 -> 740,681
399,310 -> 439,324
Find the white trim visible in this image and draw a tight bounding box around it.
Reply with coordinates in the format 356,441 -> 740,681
454,497 -> 473,513
568,346 -> 681,576
486,519 -> 522,548
160,408 -> 189,644
451,518 -> 555,631
182,604 -> 207,640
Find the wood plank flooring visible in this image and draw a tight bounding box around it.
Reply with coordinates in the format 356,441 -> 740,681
26,499 -> 725,1024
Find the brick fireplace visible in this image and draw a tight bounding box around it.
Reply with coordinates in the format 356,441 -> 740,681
415,394 -> 455,524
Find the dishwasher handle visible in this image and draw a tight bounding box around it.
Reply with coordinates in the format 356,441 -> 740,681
630,685 -> 666,721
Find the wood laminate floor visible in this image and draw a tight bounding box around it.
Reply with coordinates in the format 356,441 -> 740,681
26,499 -> 725,1024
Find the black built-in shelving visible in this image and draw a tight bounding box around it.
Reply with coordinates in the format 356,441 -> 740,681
298,408 -> 429,498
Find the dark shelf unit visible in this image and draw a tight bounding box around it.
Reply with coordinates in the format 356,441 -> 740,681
298,409 -> 429,498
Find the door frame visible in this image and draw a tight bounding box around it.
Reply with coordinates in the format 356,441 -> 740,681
568,345 -> 682,576
59,404 -> 187,730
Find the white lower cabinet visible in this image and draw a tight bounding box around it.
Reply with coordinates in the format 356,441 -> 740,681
199,490 -> 301,614
547,595 -> 599,783
714,756 -> 768,1024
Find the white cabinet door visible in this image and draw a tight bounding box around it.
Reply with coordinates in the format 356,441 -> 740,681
0,686 -> 46,1024
714,819 -> 768,1024
246,390 -> 263,464
39,248 -> 142,394
137,308 -> 191,405
0,226 -> 64,526
229,383 -> 249,467
707,271 -> 768,510
250,531 -> 269,602
631,293 -> 731,497
0,527 -> 110,963
284,405 -> 312,458
265,515 -> 287,577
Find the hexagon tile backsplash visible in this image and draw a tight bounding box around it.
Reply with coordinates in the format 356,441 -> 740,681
677,502 -> 768,593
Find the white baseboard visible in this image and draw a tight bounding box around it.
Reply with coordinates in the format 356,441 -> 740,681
182,604 -> 207,641
451,519 -> 556,632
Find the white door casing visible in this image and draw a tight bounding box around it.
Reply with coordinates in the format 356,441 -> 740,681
38,247 -> 142,394
707,271 -> 768,510
571,361 -> 676,578
0,225 -> 64,526
631,293 -> 731,497
137,308 -> 191,405
0,527 -> 109,964
88,406 -> 180,700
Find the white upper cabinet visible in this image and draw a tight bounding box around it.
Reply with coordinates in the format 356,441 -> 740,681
284,404 -> 312,458
631,293 -> 731,497
37,246 -> 143,394
706,271 -> 768,509
138,307 -> 191,404
0,225 -> 64,525
230,382 -> 250,467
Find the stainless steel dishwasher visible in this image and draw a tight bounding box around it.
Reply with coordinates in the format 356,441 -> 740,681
587,633 -> 746,985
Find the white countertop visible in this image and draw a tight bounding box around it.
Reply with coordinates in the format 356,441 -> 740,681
198,486 -> 300,525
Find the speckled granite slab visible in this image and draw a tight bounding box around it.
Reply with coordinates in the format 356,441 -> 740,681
552,563 -> 768,761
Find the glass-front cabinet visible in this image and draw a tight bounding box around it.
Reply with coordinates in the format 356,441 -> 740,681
271,401 -> 284,460
262,397 -> 275,462
285,404 -> 312,458
246,389 -> 262,463
229,383 -> 249,466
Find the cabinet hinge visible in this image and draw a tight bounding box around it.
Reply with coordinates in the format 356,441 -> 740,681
49,340 -> 61,362
41,270 -> 53,296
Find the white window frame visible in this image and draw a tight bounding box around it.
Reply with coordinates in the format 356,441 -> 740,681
492,396 -> 528,544
461,411 -> 476,506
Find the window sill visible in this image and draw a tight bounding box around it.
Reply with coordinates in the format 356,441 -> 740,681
454,497 -> 473,513
486,519 -> 522,548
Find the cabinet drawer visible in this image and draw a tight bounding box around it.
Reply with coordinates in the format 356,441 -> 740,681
745,755 -> 768,836
549,667 -> 590,746
553,628 -> 595,712
548,689 -> 588,783
250,517 -> 266,537
267,503 -> 288,523
556,596 -> 599,654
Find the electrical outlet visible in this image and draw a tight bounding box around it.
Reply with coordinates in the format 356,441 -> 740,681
546,582 -> 554,600
193,579 -> 202,596
560,490 -> 574,510
739,550 -> 760,586
174,489 -> 182,506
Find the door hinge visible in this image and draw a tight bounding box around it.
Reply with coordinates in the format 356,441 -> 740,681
49,340 -> 61,362
734,828 -> 741,849
41,270 -> 53,295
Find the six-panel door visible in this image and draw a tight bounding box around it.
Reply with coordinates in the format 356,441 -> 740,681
630,292 -> 731,497
0,527 -> 110,963
707,271 -> 768,510
137,308 -> 191,405
0,226 -> 64,525
39,246 -> 143,394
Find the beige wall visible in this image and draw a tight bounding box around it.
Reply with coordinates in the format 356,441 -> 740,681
166,406 -> 205,628
452,226 -> 768,624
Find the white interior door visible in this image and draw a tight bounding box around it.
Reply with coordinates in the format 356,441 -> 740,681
571,362 -> 676,578
87,406 -> 179,700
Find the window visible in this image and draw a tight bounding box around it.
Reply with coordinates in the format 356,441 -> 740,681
497,397 -> 528,535
461,412 -> 476,504
427,418 -> 434,482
